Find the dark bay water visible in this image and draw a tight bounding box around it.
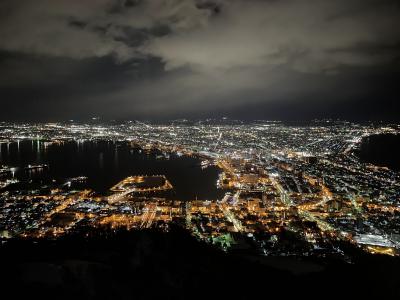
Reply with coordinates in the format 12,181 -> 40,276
0,140 -> 224,201
358,134 -> 400,171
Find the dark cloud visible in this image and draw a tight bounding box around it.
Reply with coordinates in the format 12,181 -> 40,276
0,0 -> 399,121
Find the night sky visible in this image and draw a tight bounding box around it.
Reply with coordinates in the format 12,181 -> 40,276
0,0 -> 399,122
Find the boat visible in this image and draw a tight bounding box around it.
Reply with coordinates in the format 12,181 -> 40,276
24,164 -> 48,171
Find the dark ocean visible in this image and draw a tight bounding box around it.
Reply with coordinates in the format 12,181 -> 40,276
0,140 -> 224,201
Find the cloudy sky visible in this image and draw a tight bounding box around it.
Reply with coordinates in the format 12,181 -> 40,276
0,0 -> 399,121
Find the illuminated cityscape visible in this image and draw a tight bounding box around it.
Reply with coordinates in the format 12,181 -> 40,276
1,0 -> 400,298
1,120 -> 399,259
